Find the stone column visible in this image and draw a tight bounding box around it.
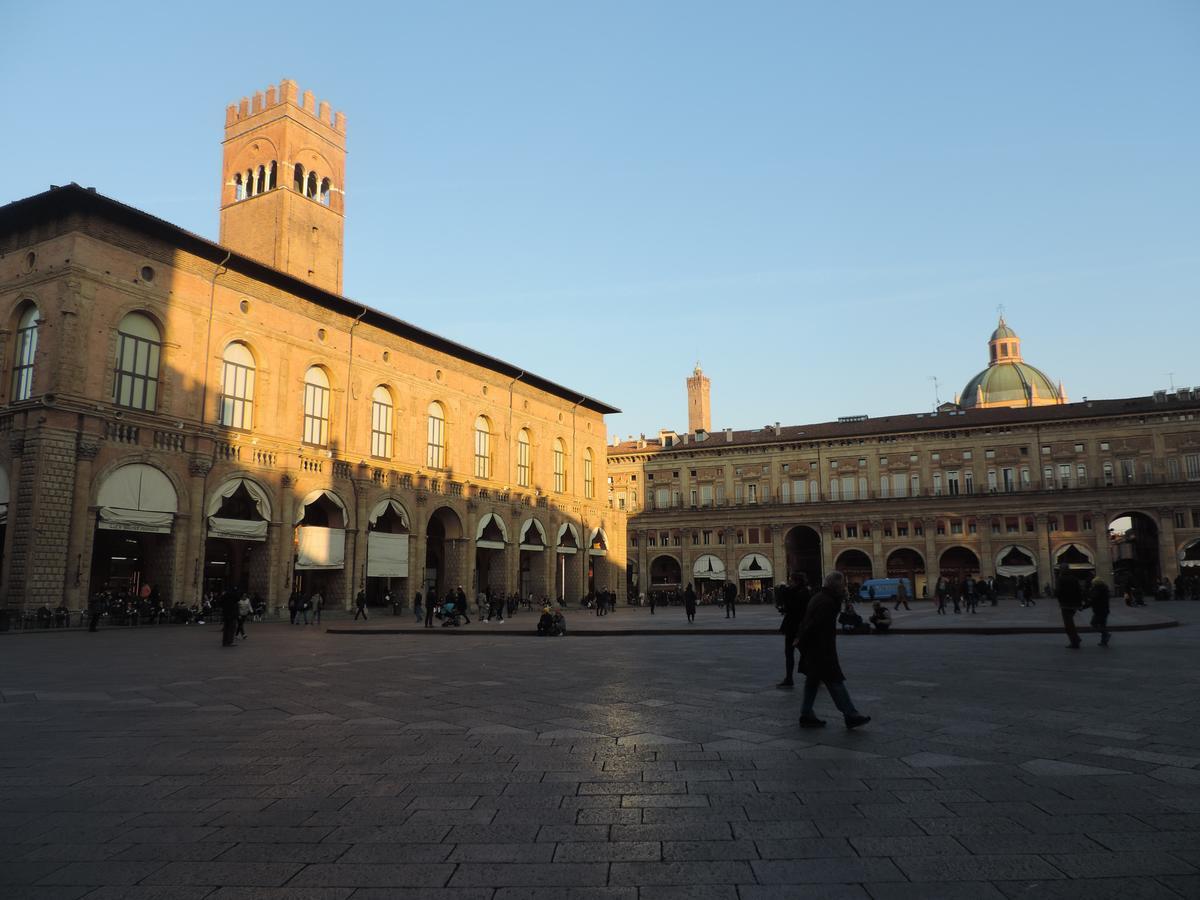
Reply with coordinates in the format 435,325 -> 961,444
722,528 -> 737,587
412,494 -> 429,596
1035,514 -> 1053,591
183,456 -> 213,605
978,517 -> 995,578
819,522 -> 835,580
63,439 -> 101,610
349,474 -> 371,604
0,436 -> 26,607
278,473 -> 296,612
870,519 -> 884,580
1159,508 -> 1179,581
923,519 -> 939,580
770,523 -> 786,585
1092,511 -> 1113,582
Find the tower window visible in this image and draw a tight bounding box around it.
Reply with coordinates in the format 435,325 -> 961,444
268,161 -> 277,190
320,178 -> 331,205
306,171 -> 318,199
293,163 -> 304,192
234,173 -> 244,200
256,165 -> 266,194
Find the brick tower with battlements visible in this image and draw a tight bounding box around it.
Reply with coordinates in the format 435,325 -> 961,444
219,79 -> 347,294
686,362 -> 711,434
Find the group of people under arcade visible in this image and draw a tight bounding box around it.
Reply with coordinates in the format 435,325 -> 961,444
932,575 -> 999,614
83,586 -> 267,632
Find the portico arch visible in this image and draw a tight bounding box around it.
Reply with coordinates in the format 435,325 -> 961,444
204,476 -> 273,598
425,505 -> 465,599
366,498 -> 410,604
518,517 -> 548,599
475,512 -> 508,595
293,488 -> 350,607
90,463 -> 180,600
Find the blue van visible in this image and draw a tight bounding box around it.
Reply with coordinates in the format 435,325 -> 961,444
857,578 -> 914,602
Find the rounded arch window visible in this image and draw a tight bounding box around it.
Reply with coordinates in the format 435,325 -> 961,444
114,312 -> 161,410
516,428 -> 531,488
553,438 -> 567,493
219,342 -> 256,430
473,415 -> 492,480
306,171 -> 318,199
293,163 -> 305,192
583,447 -> 595,499
370,385 -> 394,459
426,401 -> 446,469
319,177 -> 331,206
302,366 -> 331,446
10,303 -> 40,402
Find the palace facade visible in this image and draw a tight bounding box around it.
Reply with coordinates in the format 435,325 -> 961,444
608,327 -> 1200,599
0,80 -> 623,611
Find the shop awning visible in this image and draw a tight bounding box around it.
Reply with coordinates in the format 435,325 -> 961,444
1055,543 -> 1095,570
476,512 -> 508,550
738,553 -> 773,580
294,489 -> 348,526
519,518 -> 547,551
995,544 -> 1038,576
206,477 -> 272,519
693,554 -> 726,579
97,464 -> 178,534
295,525 -> 345,569
208,517 -> 269,541
588,526 -> 608,557
368,498 -> 409,529
367,532 -> 409,577
556,522 -> 580,555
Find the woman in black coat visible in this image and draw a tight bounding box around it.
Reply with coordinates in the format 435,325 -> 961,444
683,582 -> 697,623
795,572 -> 870,729
775,573 -> 810,688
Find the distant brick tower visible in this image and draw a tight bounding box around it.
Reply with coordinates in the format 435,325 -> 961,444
687,362 -> 711,433
219,79 -> 346,294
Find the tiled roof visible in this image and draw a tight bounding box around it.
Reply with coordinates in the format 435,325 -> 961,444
607,394 -> 1200,456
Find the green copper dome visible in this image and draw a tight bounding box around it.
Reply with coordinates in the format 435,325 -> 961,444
960,362 -> 1059,408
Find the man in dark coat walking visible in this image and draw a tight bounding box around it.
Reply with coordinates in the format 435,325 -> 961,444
1056,567 -> 1084,649
354,588 -> 369,621
723,580 -> 738,618
775,573 -> 810,689
794,571 -> 870,729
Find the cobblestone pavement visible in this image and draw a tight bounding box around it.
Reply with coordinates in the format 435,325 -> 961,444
1,614 -> 1198,899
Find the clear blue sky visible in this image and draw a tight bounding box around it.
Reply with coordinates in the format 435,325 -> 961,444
4,1 -> 1197,439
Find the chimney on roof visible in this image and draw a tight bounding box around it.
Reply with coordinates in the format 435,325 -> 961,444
725,428 -> 733,442
774,422 -> 781,436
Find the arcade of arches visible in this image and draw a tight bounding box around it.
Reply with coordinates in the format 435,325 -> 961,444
9,455 -> 620,611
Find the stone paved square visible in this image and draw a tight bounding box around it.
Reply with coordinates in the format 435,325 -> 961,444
1,611 -> 1198,898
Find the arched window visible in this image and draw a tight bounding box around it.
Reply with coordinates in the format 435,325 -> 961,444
302,366 -> 331,446
256,165 -> 266,194
234,173 -> 244,201
474,416 -> 491,479
10,304 -> 39,402
370,385 -> 393,459
320,178 -> 331,206
246,169 -> 255,196
517,428 -> 531,487
583,448 -> 594,499
218,342 -> 255,430
553,439 -> 566,493
113,312 -> 161,410
293,163 -> 304,193
306,171 -> 318,199
268,161 -> 277,190
426,402 -> 446,469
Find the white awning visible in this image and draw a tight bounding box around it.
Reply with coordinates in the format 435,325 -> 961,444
1055,543 -> 1095,570
294,489 -> 348,526
367,531 -> 409,577
556,521 -> 580,550
97,464 -> 178,533
995,544 -> 1038,576
737,553 -> 773,579
208,517 -> 269,541
295,525 -> 345,569
693,554 -> 727,578
368,498 -> 409,530
519,518 -> 547,551
206,477 -> 272,520
588,526 -> 608,556
98,508 -> 173,534
476,512 -> 508,550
